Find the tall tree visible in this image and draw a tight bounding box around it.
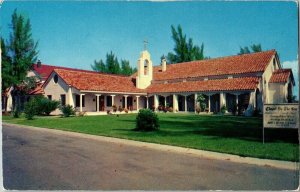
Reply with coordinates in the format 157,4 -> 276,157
238,44 -> 262,55
2,9 -> 38,111
166,25 -> 205,64
121,59 -> 134,76
91,59 -> 106,73
91,51 -> 136,76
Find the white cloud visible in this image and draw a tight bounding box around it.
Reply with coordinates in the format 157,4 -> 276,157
282,60 -> 299,99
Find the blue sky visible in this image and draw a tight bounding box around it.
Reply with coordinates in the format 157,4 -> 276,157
1,1 -> 298,97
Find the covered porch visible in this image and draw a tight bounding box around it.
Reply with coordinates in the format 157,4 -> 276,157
68,91 -> 147,114
148,90 -> 257,115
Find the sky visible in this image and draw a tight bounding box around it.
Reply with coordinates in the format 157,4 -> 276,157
0,1 -> 299,97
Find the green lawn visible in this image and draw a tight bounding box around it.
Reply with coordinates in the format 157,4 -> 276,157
2,113 -> 299,162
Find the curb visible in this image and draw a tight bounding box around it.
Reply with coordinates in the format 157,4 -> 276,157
3,122 -> 299,171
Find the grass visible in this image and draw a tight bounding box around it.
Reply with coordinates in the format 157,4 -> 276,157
2,113 -> 299,162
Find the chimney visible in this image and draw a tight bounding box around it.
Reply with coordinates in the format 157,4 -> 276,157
37,59 -> 42,68
161,56 -> 167,72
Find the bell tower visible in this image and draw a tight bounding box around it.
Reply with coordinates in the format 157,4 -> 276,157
136,40 -> 153,89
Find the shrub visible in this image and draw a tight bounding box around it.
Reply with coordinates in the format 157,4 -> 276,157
124,108 -> 128,113
118,106 -> 123,112
168,106 -> 173,112
197,94 -> 206,111
78,111 -> 86,117
112,105 -> 117,112
158,105 -> 163,111
60,104 -> 75,117
221,105 -> 227,114
195,106 -> 201,114
107,110 -> 111,114
12,107 -> 20,118
163,107 -> 168,113
42,100 -> 60,115
24,99 -> 37,120
135,109 -> 159,131
32,96 -> 59,116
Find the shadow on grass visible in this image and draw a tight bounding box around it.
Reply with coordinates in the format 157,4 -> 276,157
120,115 -> 298,144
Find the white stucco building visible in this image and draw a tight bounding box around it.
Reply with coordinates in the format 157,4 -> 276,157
3,49 -> 296,115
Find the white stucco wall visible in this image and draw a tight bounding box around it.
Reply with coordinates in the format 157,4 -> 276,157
43,72 -> 69,114
269,83 -> 286,103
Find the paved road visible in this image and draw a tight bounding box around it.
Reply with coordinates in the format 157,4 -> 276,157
3,124 -> 299,190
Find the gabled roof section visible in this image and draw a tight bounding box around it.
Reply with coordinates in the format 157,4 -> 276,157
151,50 -> 276,81
33,64 -> 97,81
147,77 -> 259,94
53,69 -> 146,93
269,69 -> 294,84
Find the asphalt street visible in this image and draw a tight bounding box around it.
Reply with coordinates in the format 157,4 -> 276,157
3,123 -> 299,190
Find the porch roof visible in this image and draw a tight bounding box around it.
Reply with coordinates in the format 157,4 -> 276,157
269,69 -> 294,84
54,69 -> 146,94
146,77 -> 259,94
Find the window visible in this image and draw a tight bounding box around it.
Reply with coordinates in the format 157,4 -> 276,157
60,94 -> 66,106
53,74 -> 59,84
106,96 -> 112,107
47,95 -> 52,100
75,94 -> 85,107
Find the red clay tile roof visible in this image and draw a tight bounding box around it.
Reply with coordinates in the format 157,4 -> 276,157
147,77 -> 259,93
150,50 -> 276,81
33,64 -> 98,81
269,69 -> 292,83
53,69 -> 146,93
28,82 -> 44,95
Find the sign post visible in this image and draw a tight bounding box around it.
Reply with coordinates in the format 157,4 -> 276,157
263,104 -> 299,143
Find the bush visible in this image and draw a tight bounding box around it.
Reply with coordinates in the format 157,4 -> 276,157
12,107 -> 20,118
24,99 -> 37,120
221,105 -> 227,114
168,106 -> 173,112
60,104 -> 75,117
124,108 -> 128,113
118,106 -> 123,112
135,109 -> 159,131
32,96 -> 59,116
195,106 -> 201,114
112,105 -> 117,112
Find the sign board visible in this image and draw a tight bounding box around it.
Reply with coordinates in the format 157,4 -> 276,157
263,104 -> 299,129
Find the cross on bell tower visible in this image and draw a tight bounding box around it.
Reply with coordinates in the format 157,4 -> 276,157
143,39 -> 148,51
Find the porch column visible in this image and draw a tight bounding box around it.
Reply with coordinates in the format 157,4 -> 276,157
194,93 -> 198,113
154,95 -> 159,110
173,94 -> 178,112
208,95 -> 211,112
146,96 -> 149,108
184,95 -> 187,112
164,96 -> 167,107
67,87 -> 74,107
124,95 -> 128,109
220,92 -> 226,110
111,95 -> 115,106
80,94 -> 85,112
136,96 -> 140,111
236,94 -> 239,112
95,94 -> 101,112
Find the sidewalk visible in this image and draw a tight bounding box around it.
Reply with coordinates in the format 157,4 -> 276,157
3,122 -> 299,170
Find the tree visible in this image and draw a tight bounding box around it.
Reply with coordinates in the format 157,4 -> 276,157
165,25 -> 205,64
91,59 -> 106,73
1,9 -> 38,111
238,44 -> 262,55
121,59 -> 136,76
91,51 -> 136,76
